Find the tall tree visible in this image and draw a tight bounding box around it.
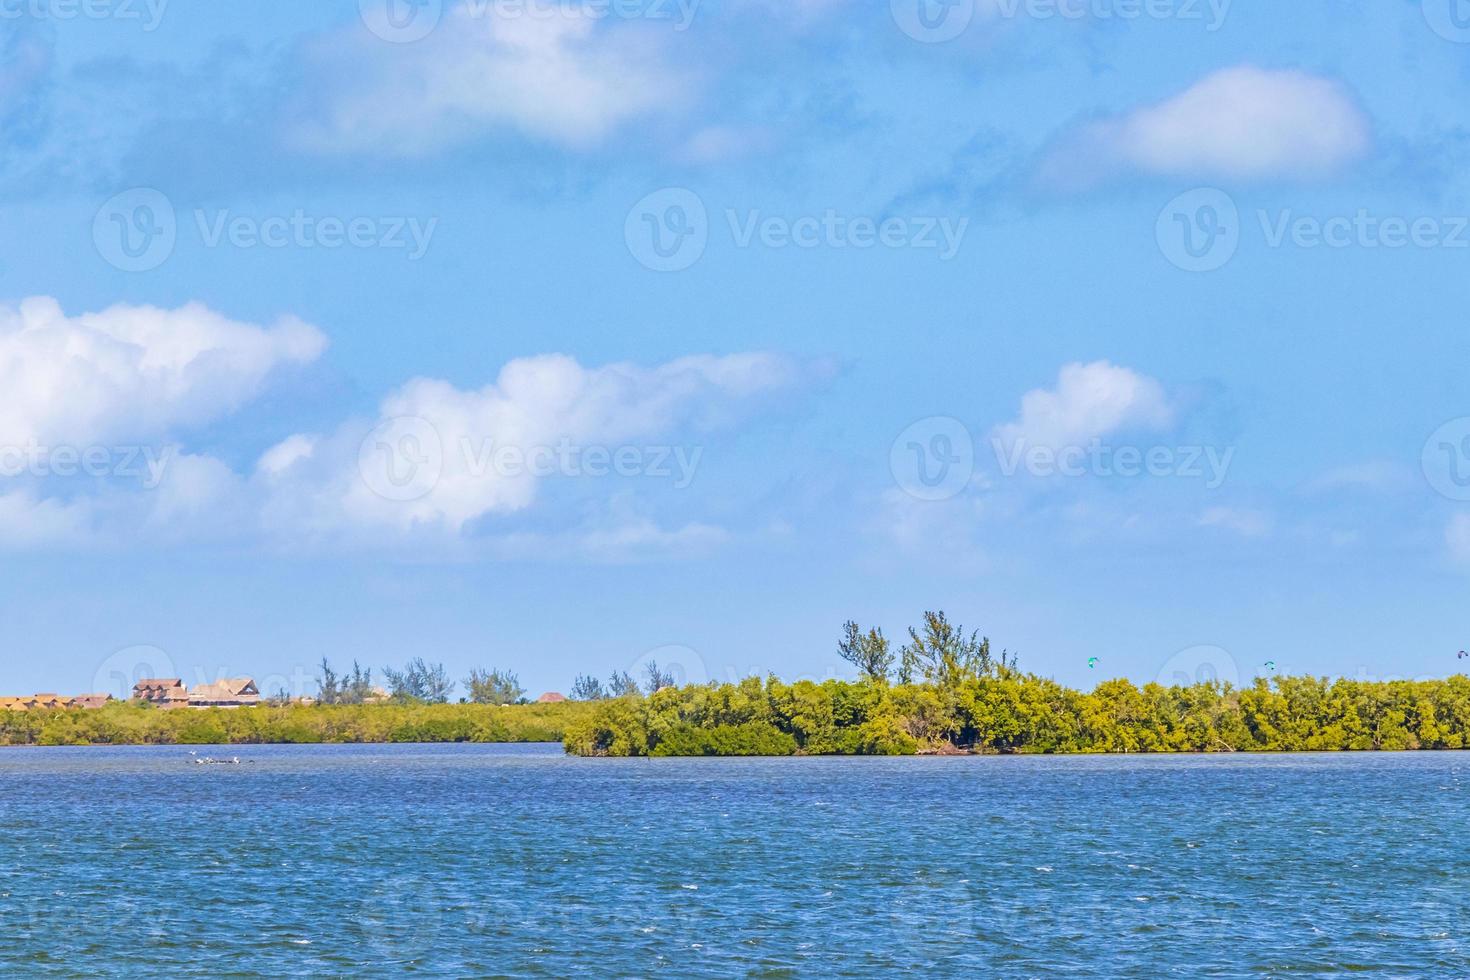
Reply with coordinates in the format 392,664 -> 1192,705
383,658 -> 454,703
643,662 -> 677,694
900,611 -> 993,688
571,674 -> 607,701
837,620 -> 894,682
463,668 -> 525,705
316,657 -> 341,704
607,671 -> 640,697
343,661 -> 376,704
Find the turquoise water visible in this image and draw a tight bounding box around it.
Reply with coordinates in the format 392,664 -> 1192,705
1,745 -> 1467,977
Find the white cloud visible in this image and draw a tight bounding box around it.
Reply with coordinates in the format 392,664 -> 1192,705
1040,66 -> 1370,187
992,360 -> 1176,451
292,5 -> 692,156
257,434 -> 317,476
1199,506 -> 1271,538
0,297 -> 325,447
0,490 -> 91,548
1448,514 -> 1470,565
262,351 -> 801,537
0,304 -> 808,561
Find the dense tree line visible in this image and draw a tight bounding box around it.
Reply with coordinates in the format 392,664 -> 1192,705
562,673 -> 1470,757
561,613 -> 1470,756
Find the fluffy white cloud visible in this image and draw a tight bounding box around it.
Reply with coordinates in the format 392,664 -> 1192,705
1040,66 -> 1370,187
257,350 -> 806,540
0,490 -> 90,547
0,297 -> 325,447
992,360 -> 1176,451
292,5 -> 691,156
0,345 -> 807,560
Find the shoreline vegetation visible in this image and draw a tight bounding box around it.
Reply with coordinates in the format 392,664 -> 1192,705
5,615 -> 1470,754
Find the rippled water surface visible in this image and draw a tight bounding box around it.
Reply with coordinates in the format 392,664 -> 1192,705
2,745 -> 1468,977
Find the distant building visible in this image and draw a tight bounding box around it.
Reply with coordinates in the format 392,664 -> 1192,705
537,692 -> 568,704
133,679 -> 189,708
70,694 -> 115,710
0,696 -> 26,712
187,678 -> 261,709
25,694 -> 68,711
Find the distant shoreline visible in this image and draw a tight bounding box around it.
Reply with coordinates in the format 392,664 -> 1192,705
0,701 -> 587,748
7,672 -> 1470,757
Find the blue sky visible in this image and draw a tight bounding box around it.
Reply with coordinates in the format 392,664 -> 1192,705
3,0 -> 1470,699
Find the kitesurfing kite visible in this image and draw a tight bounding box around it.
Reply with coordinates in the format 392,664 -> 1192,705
1088,657 -> 1099,669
